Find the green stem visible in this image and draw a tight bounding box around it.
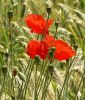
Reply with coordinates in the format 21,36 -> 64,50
17,59 -> 32,100
59,57 -> 75,100
74,56 -> 85,99
25,58 -> 32,74
41,14 -> 50,40
41,70 -> 52,100
74,72 -> 85,100
41,71 -> 48,100
36,60 -> 46,90
42,77 -> 52,100
37,60 -> 48,96
34,64 -> 38,100
22,61 -> 35,100
0,75 -> 5,95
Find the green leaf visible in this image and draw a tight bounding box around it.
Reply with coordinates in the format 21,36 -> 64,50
74,10 -> 85,20
17,71 -> 26,82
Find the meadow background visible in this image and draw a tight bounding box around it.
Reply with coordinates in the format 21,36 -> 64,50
0,0 -> 85,100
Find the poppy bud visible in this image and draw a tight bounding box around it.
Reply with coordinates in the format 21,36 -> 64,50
12,68 -> 17,77
49,47 -> 56,58
55,21 -> 59,30
47,7 -> 51,15
1,66 -> 7,76
74,44 -> 78,51
51,47 -> 56,53
70,34 -> 74,39
8,11 -> 13,20
4,51 -> 9,59
70,34 -> 75,44
60,62 -> 66,69
21,3 -> 26,18
49,51 -> 54,58
35,55 -> 40,64
66,59 -> 69,64
70,34 -> 75,41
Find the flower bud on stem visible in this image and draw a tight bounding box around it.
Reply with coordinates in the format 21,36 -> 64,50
47,7 -> 51,15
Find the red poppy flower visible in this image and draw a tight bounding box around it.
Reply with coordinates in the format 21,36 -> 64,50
26,35 -> 76,61
43,35 -> 76,61
38,41 -> 48,59
53,40 -> 76,61
43,35 -> 55,48
25,14 -> 53,35
26,40 -> 48,59
26,40 -> 40,59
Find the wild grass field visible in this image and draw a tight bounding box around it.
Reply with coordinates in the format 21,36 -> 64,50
0,0 -> 85,100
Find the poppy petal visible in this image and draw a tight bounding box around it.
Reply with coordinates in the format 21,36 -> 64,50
26,40 -> 40,59
54,40 -> 76,61
25,14 -> 53,35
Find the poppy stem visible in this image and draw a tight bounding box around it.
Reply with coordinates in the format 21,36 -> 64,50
74,72 -> 84,100
41,14 -> 50,40
41,67 -> 53,100
36,60 -> 46,89
34,63 -> 38,100
23,60 -> 35,100
36,34 -> 40,40
41,71 -> 49,100
36,60 -> 48,97
17,60 -> 35,100
59,57 -> 76,99
74,55 -> 85,99
0,75 -> 5,95
18,58 -> 31,96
